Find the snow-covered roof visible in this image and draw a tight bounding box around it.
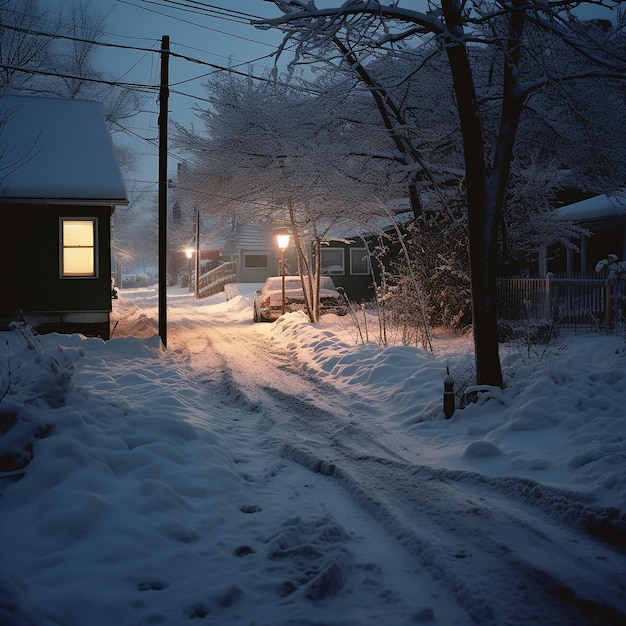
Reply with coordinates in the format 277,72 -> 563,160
236,222 -> 274,248
0,94 -> 127,205
557,194 -> 626,222
322,211 -> 414,241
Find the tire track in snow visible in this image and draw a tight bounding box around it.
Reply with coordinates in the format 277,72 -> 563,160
278,432 -> 626,626
171,320 -> 626,625
241,365 -> 626,625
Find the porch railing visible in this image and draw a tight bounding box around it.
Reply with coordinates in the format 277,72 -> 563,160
498,273 -> 625,332
195,262 -> 237,299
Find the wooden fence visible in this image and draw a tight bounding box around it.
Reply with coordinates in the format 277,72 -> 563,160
195,262 -> 237,299
498,274 -> 625,332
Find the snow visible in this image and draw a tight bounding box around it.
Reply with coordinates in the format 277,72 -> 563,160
557,194 -> 626,222
0,94 -> 127,202
1,284 -> 625,625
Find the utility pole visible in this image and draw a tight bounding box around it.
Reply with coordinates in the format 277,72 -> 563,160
158,35 -> 169,347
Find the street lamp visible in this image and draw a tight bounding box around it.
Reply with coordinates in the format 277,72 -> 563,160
184,247 -> 193,293
276,229 -> 290,315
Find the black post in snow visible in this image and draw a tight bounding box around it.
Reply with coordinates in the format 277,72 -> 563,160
158,35 -> 169,347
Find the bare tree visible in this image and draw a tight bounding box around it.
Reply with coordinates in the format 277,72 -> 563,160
350,40 -> 614,325
258,0 -> 626,387
0,0 -> 142,147
172,71 -> 401,320
0,0 -> 57,92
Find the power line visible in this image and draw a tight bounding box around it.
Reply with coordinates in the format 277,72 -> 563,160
132,0 -> 249,24
116,0 -> 274,46
129,0 -> 265,22
0,58 -> 303,97
115,0 -> 298,78
0,22 -> 288,85
0,22 -> 156,54
1,15 -> 278,69
0,22 -> 318,97
0,24 -> 257,85
0,63 -> 157,92
2,0 -> 284,75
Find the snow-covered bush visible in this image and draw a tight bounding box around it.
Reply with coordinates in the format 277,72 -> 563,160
595,254 -> 626,331
0,323 -> 84,474
497,318 -> 559,346
5,322 -> 84,407
385,211 -> 472,336
595,254 -> 626,280
0,400 -> 51,473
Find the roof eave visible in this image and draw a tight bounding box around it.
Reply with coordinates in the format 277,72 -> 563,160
0,197 -> 129,206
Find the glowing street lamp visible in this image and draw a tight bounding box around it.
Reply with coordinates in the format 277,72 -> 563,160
184,247 -> 193,293
276,229 -> 290,315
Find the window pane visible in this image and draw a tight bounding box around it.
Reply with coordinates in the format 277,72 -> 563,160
321,248 -> 344,274
61,219 -> 96,277
63,221 -> 94,247
244,254 -> 268,268
63,248 -> 94,275
350,248 -> 370,275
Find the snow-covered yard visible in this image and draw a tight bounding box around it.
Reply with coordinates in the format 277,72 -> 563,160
1,284 -> 625,625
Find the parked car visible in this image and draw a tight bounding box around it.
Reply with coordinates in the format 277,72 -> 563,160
253,275 -> 348,322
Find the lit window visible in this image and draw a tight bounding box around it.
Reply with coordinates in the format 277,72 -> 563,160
321,248 -> 344,274
61,219 -> 97,277
350,248 -> 370,275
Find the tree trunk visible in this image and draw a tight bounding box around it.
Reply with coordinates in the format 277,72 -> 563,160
487,3 -> 527,240
442,0 -> 503,387
289,206 -> 322,322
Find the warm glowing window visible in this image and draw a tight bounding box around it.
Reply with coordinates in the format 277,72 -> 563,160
61,219 -> 97,277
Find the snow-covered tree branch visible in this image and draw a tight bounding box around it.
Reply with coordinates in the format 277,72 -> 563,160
256,0 -> 626,387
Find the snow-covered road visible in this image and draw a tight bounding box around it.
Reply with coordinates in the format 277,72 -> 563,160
4,286 -> 626,625
164,308 -> 626,625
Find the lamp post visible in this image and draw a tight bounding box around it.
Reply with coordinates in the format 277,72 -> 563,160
184,248 -> 193,293
276,229 -> 290,315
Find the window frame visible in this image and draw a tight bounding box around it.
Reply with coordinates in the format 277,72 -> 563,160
350,247 -> 370,275
60,217 -> 98,278
243,253 -> 269,269
320,247 -> 345,275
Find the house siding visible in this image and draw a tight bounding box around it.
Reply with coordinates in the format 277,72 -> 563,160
318,242 -> 376,302
237,248 -> 279,283
1,203 -> 113,337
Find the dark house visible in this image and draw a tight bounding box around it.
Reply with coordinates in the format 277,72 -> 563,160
0,94 -> 128,339
316,213 -> 415,302
220,222 -> 283,283
541,194 -> 626,275
315,240 -> 375,302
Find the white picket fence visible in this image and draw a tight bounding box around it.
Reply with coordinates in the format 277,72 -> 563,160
498,274 -> 625,331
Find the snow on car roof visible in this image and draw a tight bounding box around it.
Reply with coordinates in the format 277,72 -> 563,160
261,276 -> 339,293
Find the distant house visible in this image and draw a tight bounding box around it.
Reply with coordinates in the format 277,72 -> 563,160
316,213 -> 416,302
540,194 -> 626,275
219,222 -> 283,283
0,94 -> 128,339
215,220 -> 375,300
315,240 -> 374,301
